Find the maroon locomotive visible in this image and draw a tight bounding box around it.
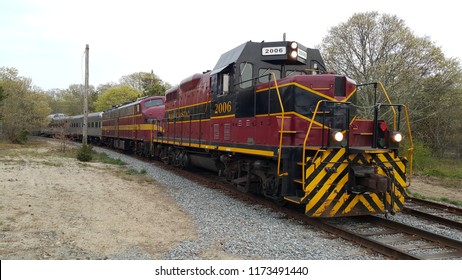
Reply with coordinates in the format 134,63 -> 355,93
102,95 -> 165,154
97,40 -> 412,218
149,40 -> 413,217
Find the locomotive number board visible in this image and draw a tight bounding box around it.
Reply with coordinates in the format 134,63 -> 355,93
262,46 -> 286,56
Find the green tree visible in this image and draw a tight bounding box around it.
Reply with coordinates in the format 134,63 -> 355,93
119,71 -> 169,96
319,12 -> 462,156
94,85 -> 141,111
45,84 -> 99,115
96,82 -> 117,96
0,85 -> 7,120
0,67 -> 51,143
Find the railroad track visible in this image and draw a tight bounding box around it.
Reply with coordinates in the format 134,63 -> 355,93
404,197 -> 462,230
177,168 -> 462,259
148,161 -> 462,259
313,216 -> 462,260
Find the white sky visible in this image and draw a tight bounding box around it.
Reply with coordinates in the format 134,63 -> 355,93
1,0 -> 460,90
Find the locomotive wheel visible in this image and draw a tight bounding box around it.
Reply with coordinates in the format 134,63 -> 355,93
159,149 -> 170,165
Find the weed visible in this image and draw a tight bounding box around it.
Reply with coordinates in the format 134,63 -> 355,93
125,168 -> 147,175
94,152 -> 126,165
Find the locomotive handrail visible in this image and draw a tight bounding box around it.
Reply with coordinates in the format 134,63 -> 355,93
373,82 -> 414,187
377,81 -> 398,131
301,99 -> 327,191
355,81 -> 414,186
357,81 -> 398,130
270,72 -> 287,177
402,104 -> 414,187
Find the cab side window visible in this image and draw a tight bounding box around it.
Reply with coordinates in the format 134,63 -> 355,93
212,72 -> 230,96
258,68 -> 281,83
239,62 -> 253,88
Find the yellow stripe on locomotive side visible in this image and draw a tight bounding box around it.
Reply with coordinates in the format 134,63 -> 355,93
166,119 -> 211,124
256,82 -> 356,103
165,101 -> 211,112
103,113 -> 143,122
102,124 -> 163,132
154,139 -> 275,157
257,82 -> 337,101
210,114 -> 235,119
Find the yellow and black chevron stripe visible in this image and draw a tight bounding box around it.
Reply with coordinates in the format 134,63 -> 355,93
301,148 -> 407,217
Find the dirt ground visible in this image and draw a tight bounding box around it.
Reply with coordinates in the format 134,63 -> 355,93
0,138 -> 197,259
1,138 -> 461,259
410,174 -> 462,202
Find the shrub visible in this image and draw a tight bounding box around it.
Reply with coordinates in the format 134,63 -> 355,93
77,144 -> 93,162
10,130 -> 29,144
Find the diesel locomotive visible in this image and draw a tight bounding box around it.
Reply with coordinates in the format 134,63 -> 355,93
48,40 -> 414,218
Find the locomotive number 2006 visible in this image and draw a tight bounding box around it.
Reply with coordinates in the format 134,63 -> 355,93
262,46 -> 287,56
214,101 -> 232,114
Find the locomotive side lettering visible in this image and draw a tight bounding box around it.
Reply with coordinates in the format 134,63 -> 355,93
214,101 -> 232,114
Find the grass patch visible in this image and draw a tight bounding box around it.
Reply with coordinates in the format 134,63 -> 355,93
412,141 -> 462,180
112,167 -> 154,185
0,143 -> 39,158
93,152 -> 126,165
417,159 -> 462,179
125,168 -> 147,175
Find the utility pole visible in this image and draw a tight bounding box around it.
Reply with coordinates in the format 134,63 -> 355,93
83,44 -> 89,145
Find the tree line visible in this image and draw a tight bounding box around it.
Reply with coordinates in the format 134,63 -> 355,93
1,11 -> 461,159
319,12 -> 462,158
0,69 -> 169,143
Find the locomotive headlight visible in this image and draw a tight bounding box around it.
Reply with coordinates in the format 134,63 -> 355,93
290,41 -> 298,49
333,131 -> 344,142
290,50 -> 298,59
329,129 -> 344,148
391,131 -> 403,143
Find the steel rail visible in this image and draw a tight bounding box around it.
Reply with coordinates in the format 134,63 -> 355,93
403,207 -> 462,231
407,197 -> 462,215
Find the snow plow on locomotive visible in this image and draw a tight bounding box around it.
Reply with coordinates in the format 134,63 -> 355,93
152,40 -> 414,217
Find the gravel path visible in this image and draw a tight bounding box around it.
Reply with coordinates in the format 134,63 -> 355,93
93,147 -> 383,260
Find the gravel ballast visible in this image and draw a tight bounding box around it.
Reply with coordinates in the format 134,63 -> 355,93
93,147 -> 383,260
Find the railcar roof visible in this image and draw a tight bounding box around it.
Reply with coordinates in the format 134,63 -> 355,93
106,95 -> 165,112
69,112 -> 103,119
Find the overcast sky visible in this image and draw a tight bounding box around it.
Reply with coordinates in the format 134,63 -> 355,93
1,0 -> 460,90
